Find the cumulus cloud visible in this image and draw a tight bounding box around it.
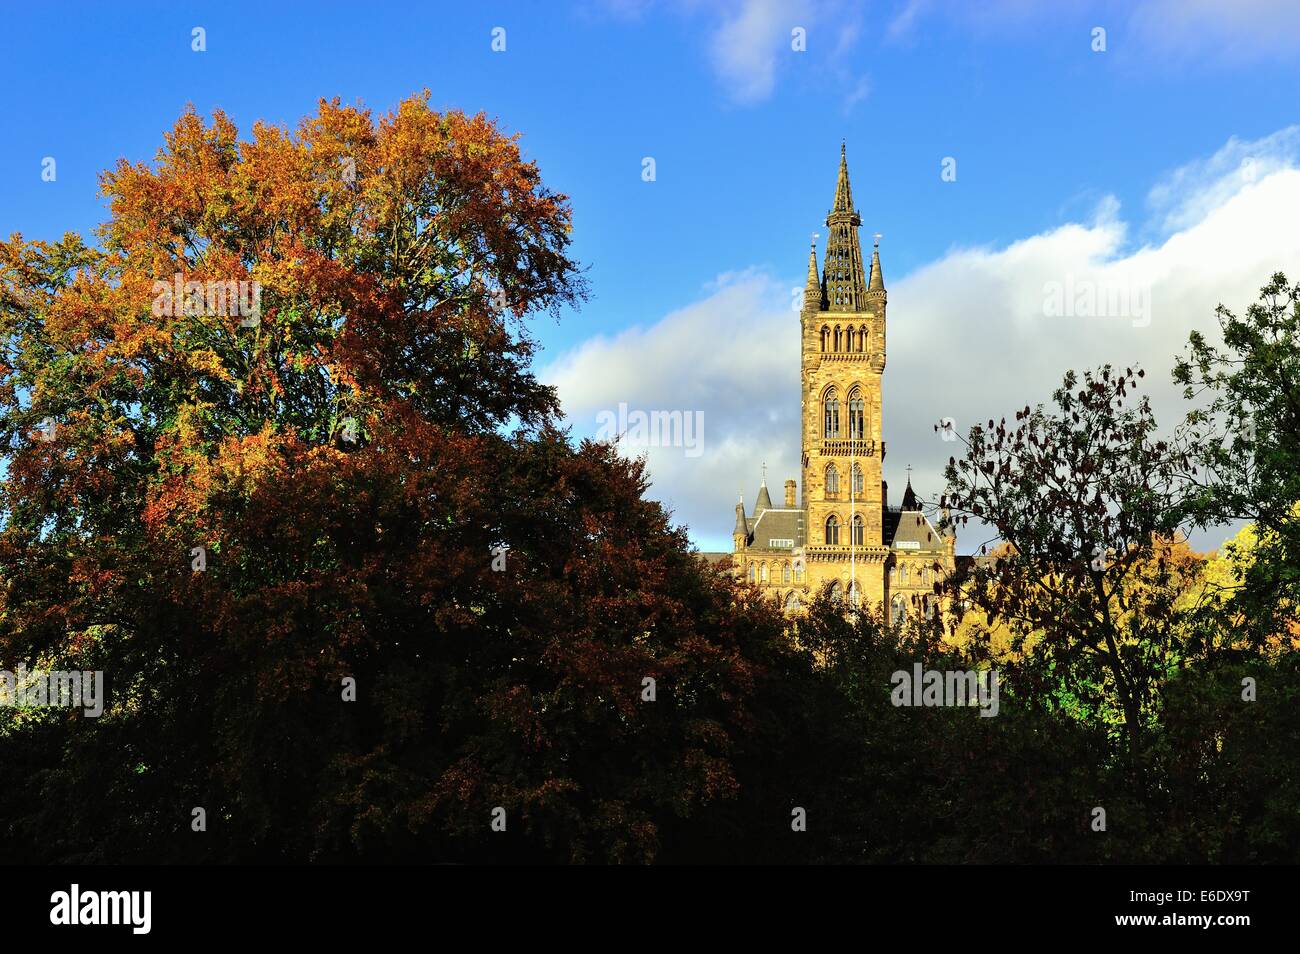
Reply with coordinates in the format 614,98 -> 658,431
542,269 -> 802,544
543,129 -> 1300,553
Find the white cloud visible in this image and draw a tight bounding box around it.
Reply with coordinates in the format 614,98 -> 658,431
545,129 -> 1300,553
542,269 -> 802,544
1146,125 -> 1300,234
1128,0 -> 1300,64
709,0 -> 811,103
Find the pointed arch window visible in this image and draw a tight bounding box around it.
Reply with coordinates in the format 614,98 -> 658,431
851,514 -> 864,546
891,595 -> 907,625
783,562 -> 792,584
823,391 -> 840,438
830,580 -> 844,604
852,462 -> 864,495
785,591 -> 800,611
821,326 -> 830,351
858,325 -> 868,352
761,563 -> 769,583
848,581 -> 861,609
900,564 -> 909,585
825,463 -> 840,496
748,563 -> 756,583
825,515 -> 840,546
848,391 -> 865,440
834,325 -> 843,351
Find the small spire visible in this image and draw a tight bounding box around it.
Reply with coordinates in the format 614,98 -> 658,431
804,239 -> 822,310
868,233 -> 885,294
734,498 -> 749,537
900,469 -> 918,511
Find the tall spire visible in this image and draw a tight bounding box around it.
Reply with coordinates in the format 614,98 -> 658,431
822,143 -> 867,312
833,140 -> 854,214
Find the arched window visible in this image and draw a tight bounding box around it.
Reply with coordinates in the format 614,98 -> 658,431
900,564 -> 909,585
748,563 -> 756,583
821,326 -> 830,351
823,390 -> 840,438
825,463 -> 840,496
830,581 -> 843,604
825,515 -> 840,546
760,563 -> 769,583
784,591 -> 800,611
851,514 -> 864,546
891,595 -> 907,625
919,567 -> 929,586
848,581 -> 861,609
834,325 -> 843,351
858,325 -> 868,352
889,566 -> 897,585
848,390 -> 865,440
782,562 -> 792,584
794,560 -> 804,583
852,462 -> 864,495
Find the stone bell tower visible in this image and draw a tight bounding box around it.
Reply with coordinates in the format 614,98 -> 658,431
799,143 -> 889,608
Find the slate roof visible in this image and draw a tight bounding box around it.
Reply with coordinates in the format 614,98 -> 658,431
745,508 -> 805,551
886,507 -> 946,552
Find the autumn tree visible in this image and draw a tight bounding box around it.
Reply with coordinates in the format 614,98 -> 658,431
0,95 -> 788,863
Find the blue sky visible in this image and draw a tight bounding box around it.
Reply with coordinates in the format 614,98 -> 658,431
4,0 -> 1299,551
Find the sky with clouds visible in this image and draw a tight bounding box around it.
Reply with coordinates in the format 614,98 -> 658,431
3,1 -> 1299,553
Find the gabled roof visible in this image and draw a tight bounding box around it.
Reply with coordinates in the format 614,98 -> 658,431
747,508 -> 805,551
887,508 -> 945,552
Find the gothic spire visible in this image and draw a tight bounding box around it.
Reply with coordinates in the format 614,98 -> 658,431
833,141 -> 854,214
804,240 -> 823,310
822,143 -> 867,312
900,474 -> 918,511
868,234 -> 885,294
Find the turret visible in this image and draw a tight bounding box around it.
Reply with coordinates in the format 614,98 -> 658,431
733,494 -> 748,550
